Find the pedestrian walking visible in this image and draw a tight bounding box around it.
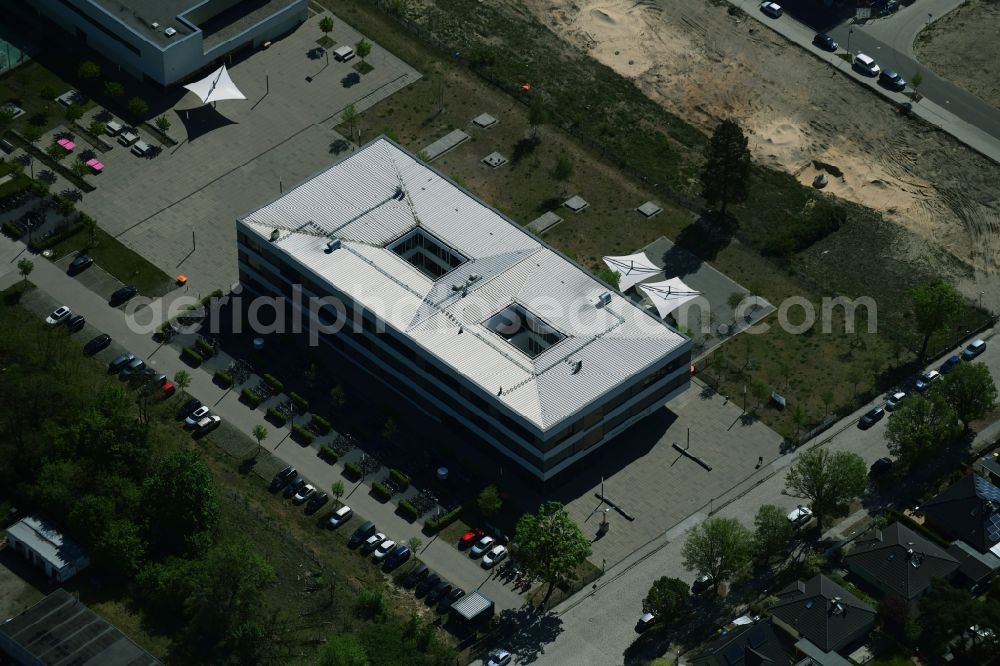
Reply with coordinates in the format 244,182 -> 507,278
756,456 -> 764,469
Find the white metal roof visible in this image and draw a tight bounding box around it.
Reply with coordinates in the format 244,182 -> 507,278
239,138 -> 688,430
6,515 -> 88,572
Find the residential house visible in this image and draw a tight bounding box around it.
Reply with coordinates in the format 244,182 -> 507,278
844,521 -> 958,613
770,574 -> 876,655
690,619 -> 795,666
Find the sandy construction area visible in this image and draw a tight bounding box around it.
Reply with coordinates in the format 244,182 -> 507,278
517,0 -> 1000,295
915,0 -> 1000,110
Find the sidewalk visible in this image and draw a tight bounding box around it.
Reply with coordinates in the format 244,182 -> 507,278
0,239 -> 525,613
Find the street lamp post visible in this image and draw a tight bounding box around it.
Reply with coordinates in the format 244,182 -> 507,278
979,291 -> 985,309
847,28 -> 853,56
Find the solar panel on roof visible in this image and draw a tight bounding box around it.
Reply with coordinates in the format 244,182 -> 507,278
975,475 -> 1000,501
723,643 -> 744,665
986,513 -> 1000,543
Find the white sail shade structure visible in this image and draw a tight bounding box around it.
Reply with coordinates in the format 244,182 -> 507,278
602,252 -> 662,292
183,64 -> 246,104
639,277 -> 701,318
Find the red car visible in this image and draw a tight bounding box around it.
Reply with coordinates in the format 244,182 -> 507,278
160,381 -> 176,399
459,528 -> 485,549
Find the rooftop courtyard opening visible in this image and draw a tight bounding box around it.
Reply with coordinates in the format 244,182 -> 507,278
484,303 -> 566,358
387,227 -> 467,280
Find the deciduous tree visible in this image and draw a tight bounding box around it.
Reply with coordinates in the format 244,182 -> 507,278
783,448 -> 867,531
317,633 -> 367,666
681,517 -> 754,593
142,449 -> 218,556
753,504 -> 792,561
885,394 -> 961,467
17,257 -> 33,284
513,501 -> 591,603
911,280 -> 962,361
478,484 -> 503,518
935,362 -> 997,427
642,576 -> 689,627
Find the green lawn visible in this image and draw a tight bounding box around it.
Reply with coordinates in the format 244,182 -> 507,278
49,226 -> 174,297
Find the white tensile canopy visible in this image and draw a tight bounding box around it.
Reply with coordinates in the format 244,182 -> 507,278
639,277 -> 701,318
183,64 -> 246,104
602,252 -> 661,292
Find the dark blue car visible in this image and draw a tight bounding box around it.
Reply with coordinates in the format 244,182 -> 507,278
383,545 -> 411,571
940,355 -> 961,374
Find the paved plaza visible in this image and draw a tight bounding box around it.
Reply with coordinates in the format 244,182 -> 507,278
71,12 -> 420,295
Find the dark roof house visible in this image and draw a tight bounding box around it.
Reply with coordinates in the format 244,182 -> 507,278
844,521 -> 958,605
921,473 -> 1000,555
690,620 -> 794,666
769,574 -> 875,654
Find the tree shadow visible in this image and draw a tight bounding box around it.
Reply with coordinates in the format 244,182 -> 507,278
487,605 -> 564,664
666,213 -> 736,276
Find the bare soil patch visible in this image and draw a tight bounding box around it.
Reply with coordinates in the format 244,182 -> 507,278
915,0 -> 1000,109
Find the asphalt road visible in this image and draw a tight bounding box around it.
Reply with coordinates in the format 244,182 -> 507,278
479,328 -> 1000,665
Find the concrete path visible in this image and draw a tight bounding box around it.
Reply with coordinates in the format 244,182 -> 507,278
0,233 -> 525,615
717,0 -> 1000,163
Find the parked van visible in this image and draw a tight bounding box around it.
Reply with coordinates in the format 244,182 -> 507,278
853,53 -> 880,76
105,120 -> 123,136
962,338 -> 986,361
333,45 -> 355,62
131,140 -> 152,157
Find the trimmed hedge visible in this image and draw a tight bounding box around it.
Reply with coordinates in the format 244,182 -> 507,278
241,388 -> 261,408
289,391 -> 309,412
213,371 -> 233,388
371,481 -> 392,502
344,461 -> 362,479
181,347 -> 203,367
389,468 -> 410,491
28,221 -> 84,252
291,423 -> 313,444
311,414 -> 331,434
319,445 -> 338,463
266,407 -> 287,426
195,336 -> 215,357
263,374 -> 283,391
398,499 -> 418,521
2,222 -> 21,239
424,505 -> 463,534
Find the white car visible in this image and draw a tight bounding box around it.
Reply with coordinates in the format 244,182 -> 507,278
915,370 -> 940,392
886,391 -> 907,411
787,505 -> 813,527
195,415 -> 221,433
46,305 -> 72,324
853,53 -> 880,76
185,406 -> 211,427
470,535 -> 495,557
362,532 -> 386,554
482,545 -> 508,568
487,649 -> 512,666
293,484 -> 316,504
372,539 -> 396,561
328,505 -> 352,528
760,2 -> 782,18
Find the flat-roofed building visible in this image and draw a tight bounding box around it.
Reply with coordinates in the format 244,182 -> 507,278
4,515 -> 90,583
236,137 -> 691,483
24,0 -> 307,86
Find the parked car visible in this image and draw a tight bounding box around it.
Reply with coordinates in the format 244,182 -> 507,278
361,532 -> 386,555
878,69 -> 906,91
185,405 -> 211,427
372,539 -> 397,561
194,415 -> 221,434
270,465 -> 297,491
109,285 -> 138,306
425,580 -> 452,605
402,563 -> 429,588
437,587 -> 465,613
66,314 -> 86,333
330,506 -> 355,529
940,355 -> 961,374
869,457 -> 893,477
487,650 -> 513,666
885,391 -> 907,411
858,406 -> 885,429
459,528 -> 485,549
46,305 -> 72,325
962,339 -> 986,360
280,476 -> 305,498
383,545 -> 411,571
470,536 -> 495,558
787,505 -> 813,527
759,1 -> 782,18
119,357 -> 146,379
635,612 -> 656,633
84,333 -> 111,355
68,254 -> 94,274
347,519 -> 374,545
853,53 -> 880,76
812,33 -> 838,51
108,352 -> 135,373
306,492 -> 329,513
415,573 -> 441,598
915,369 -> 941,392
160,381 -> 176,399
482,545 -> 508,568
292,484 -> 316,505
691,574 -> 713,595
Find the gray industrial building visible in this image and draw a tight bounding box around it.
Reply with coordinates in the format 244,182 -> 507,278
25,0 -> 307,86
236,137 -> 692,483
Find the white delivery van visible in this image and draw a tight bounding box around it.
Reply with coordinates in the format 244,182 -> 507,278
333,45 -> 355,62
